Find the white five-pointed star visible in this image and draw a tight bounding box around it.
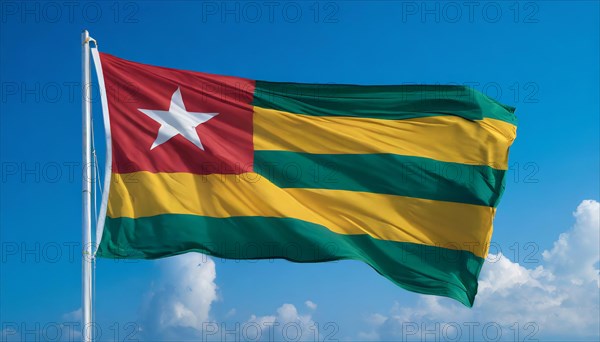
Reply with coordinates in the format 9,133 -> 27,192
138,87 -> 219,150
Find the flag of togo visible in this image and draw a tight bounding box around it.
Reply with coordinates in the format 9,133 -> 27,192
92,51 -> 517,307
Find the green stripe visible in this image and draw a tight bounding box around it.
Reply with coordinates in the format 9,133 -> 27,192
98,214 -> 483,307
253,81 -> 517,125
254,151 -> 506,207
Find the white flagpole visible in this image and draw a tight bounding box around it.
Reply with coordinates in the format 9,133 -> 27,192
81,29 -> 93,342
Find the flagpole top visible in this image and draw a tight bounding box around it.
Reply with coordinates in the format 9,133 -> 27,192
82,30 -> 97,47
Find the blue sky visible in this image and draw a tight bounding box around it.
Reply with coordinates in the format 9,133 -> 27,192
1,1 -> 599,341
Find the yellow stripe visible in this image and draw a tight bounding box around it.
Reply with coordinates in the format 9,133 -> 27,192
253,106 -> 516,170
108,172 -> 495,257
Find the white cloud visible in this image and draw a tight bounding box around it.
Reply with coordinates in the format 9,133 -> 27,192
61,308 -> 82,322
59,308 -> 83,341
359,200 -> 600,341
2,308 -> 84,342
139,252 -> 218,339
243,303 -> 321,342
134,255 -> 323,341
305,300 -> 318,310
225,308 -> 237,318
365,313 -> 387,327
543,199 -> 600,286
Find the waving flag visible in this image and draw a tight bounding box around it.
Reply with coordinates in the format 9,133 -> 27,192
92,51 -> 517,307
